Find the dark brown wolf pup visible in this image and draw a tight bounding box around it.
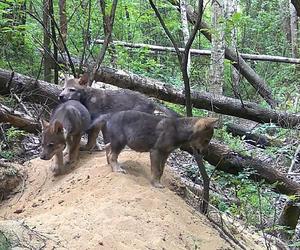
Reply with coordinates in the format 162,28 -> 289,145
91,110 -> 217,188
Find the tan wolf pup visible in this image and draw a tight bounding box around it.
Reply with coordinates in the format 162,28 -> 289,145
40,100 -> 91,175
91,110 -> 218,188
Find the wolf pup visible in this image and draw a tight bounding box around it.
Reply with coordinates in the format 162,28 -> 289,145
59,73 -> 178,151
40,100 -> 91,176
92,110 -> 217,188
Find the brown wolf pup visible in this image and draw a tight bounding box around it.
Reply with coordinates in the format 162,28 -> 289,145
91,110 -> 217,188
58,74 -> 178,151
40,100 -> 91,176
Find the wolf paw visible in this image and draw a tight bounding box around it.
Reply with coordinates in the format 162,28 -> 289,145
112,164 -> 127,174
151,181 -> 165,189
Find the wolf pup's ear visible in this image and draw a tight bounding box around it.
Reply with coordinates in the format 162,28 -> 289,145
79,72 -> 89,86
41,119 -> 49,130
52,120 -> 64,133
204,118 -> 219,129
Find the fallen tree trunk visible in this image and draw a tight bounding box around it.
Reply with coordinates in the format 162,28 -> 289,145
277,200 -> 300,240
93,67 -> 300,129
95,39 -> 300,64
0,70 -> 60,109
167,0 -> 277,108
0,104 -> 41,134
1,69 -> 300,196
226,123 -> 273,148
205,140 -> 300,196
1,68 -> 299,129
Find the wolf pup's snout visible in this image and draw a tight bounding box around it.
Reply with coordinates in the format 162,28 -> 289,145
58,94 -> 66,102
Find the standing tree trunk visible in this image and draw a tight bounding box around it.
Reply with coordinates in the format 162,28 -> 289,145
43,0 -> 52,82
168,0 -> 278,107
210,0 -> 225,114
49,0 -> 58,84
58,0 -> 67,53
180,0 -> 191,76
225,0 -> 241,97
290,1 -> 299,58
280,0 -> 291,45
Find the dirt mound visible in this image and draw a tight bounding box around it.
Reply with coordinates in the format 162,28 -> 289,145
0,151 -> 253,249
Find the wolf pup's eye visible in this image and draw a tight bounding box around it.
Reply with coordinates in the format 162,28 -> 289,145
69,88 -> 76,92
48,142 -> 54,147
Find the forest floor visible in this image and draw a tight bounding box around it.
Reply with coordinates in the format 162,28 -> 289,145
0,150 -> 269,249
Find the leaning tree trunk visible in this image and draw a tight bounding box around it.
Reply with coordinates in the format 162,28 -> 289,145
1,68 -> 300,197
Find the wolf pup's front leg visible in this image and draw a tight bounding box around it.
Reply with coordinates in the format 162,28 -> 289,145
51,151 -> 64,176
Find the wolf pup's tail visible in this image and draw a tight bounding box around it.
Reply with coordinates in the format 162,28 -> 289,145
88,113 -> 113,131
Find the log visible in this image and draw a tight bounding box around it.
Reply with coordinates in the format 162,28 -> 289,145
226,123 -> 272,148
93,67 -> 300,129
0,104 -> 41,134
1,69 -> 300,196
205,140 -> 300,196
1,68 -> 300,130
167,0 -> 278,108
95,39 -> 300,64
0,70 -> 60,109
277,200 -> 300,240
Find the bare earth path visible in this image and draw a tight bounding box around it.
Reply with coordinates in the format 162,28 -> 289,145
0,151 -> 256,249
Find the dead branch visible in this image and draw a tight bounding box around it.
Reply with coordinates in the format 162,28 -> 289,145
94,39 -> 300,64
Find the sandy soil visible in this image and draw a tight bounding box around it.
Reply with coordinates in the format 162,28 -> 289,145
0,151 -> 245,249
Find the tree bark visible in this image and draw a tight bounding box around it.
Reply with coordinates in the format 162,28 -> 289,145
290,1 -> 299,58
180,0 -> 191,75
49,0 -> 58,84
92,67 -> 300,129
1,69 -> 300,196
58,0 -> 67,52
280,0 -> 291,44
210,0 -> 225,97
168,0 -> 278,108
225,0 -> 241,97
43,0 -> 52,82
277,200 -> 300,240
291,0 -> 300,17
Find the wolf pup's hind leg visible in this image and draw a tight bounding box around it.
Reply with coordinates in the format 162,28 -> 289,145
82,126 -> 101,152
150,150 -> 166,188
